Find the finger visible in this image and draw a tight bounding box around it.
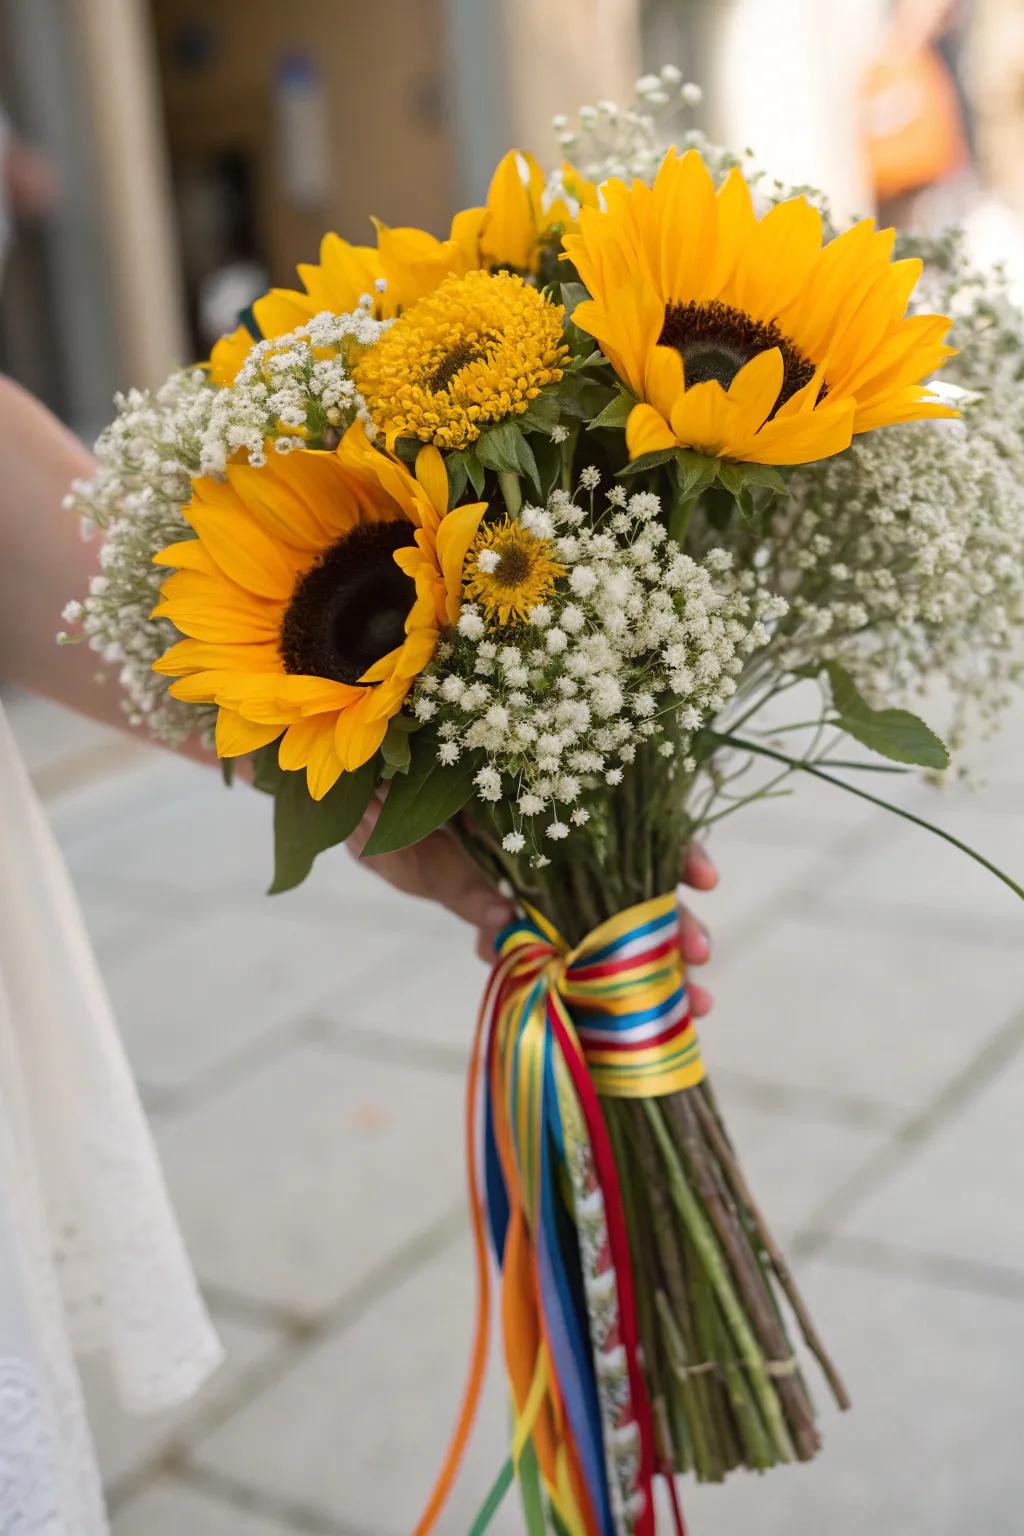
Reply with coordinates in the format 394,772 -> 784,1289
346,795 -> 382,859
678,903 -> 710,964
417,832 -> 515,933
688,982 -> 714,1019
681,840 -> 718,891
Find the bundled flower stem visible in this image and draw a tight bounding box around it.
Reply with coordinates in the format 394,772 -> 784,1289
459,741 -> 848,1486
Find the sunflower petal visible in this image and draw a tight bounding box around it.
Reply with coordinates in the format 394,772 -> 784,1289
726,348 -> 785,437
305,720 -> 345,799
154,638 -> 280,676
184,497 -> 302,599
209,326 -> 254,386
626,403 -> 677,459
215,709 -> 283,758
481,150 -> 538,272
152,538 -> 218,574
435,500 -> 488,623
278,716 -> 325,772
415,445 -> 450,519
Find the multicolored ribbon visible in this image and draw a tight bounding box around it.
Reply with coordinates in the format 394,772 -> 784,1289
414,892 -> 705,1536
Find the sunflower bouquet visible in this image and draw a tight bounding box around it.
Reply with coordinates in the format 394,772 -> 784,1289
66,68 -> 1024,1536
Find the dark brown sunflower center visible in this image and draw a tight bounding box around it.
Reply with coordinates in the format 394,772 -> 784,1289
659,300 -> 816,409
428,341 -> 483,393
495,546 -> 531,586
280,521 -> 416,686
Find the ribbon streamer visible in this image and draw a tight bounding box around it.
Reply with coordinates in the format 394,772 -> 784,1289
415,892 -> 704,1536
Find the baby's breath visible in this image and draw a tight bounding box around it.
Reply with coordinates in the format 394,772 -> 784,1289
413,480 -> 778,846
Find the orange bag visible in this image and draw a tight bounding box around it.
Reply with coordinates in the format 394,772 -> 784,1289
860,42 -> 969,201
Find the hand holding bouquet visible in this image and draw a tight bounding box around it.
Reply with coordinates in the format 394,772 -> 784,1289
66,69 -> 1024,1536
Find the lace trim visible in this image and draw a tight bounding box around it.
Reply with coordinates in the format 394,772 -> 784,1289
0,1355 -> 104,1536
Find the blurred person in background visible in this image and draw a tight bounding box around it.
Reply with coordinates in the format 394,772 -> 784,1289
0,101 -> 58,280
860,0 -> 976,230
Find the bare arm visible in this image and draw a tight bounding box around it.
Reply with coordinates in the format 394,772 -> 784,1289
0,374 -> 135,730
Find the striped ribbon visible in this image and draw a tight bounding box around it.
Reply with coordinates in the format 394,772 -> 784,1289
413,892 -> 704,1536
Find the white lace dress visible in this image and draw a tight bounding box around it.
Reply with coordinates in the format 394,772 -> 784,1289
0,702 -> 223,1534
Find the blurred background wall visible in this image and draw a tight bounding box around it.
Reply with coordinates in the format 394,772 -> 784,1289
3,0 -> 1023,434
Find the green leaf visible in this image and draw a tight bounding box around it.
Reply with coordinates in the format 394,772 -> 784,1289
532,434 -> 563,500
362,729 -> 479,856
823,661 -> 950,770
675,448 -> 720,499
477,421 -> 540,496
739,463 -> 787,495
517,391 -> 562,433
379,714 -> 418,776
269,761 -> 376,894
251,741 -> 286,796
445,454 -> 468,506
717,463 -> 747,499
514,433 -> 541,497
220,757 -> 236,788
553,380 -> 616,421
556,280 -> 588,318
392,436 -> 420,464
587,389 -> 635,431
476,421 -> 525,476
448,445 -> 485,497
616,448 -> 678,478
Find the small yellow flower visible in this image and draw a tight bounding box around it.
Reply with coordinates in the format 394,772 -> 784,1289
353,270 -> 568,452
464,518 -> 565,625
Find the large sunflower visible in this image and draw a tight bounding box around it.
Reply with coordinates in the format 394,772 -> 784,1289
210,151 -> 595,385
562,149 -> 956,467
152,423 -> 486,798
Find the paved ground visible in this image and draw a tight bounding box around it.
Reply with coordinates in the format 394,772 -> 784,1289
7,689 -> 1024,1536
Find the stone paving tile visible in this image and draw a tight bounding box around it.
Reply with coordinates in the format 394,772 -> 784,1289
113,1478 -> 297,1536
689,825 -> 848,945
101,901 -> 387,1094
181,1081 -> 890,1536
675,1255 -> 1024,1536
60,767 -> 275,898
838,1030 -> 1024,1275
3,688 -> 125,775
153,1042 -> 464,1316
84,1313 -> 283,1489
189,1232 -> 527,1536
696,1082 -> 888,1242
8,696 -> 1024,1533
698,914 -> 1024,1115
815,793 -> 1024,936
39,746 -> 201,850
73,879 -> 158,974
189,1234 -> 1024,1536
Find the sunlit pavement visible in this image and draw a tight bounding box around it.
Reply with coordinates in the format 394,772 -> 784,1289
8,691 -> 1024,1536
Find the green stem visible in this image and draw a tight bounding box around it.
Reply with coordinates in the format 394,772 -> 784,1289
498,470 -> 522,516
644,1101 -> 797,1465
710,732 -> 1024,903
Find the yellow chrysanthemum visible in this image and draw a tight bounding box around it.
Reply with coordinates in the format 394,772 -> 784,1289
352,270 -> 568,452
151,423 -> 486,799
209,150 -> 596,385
464,518 -> 565,624
562,148 -> 957,467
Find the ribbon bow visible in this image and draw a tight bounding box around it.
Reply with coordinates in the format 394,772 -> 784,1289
415,892 -> 704,1536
